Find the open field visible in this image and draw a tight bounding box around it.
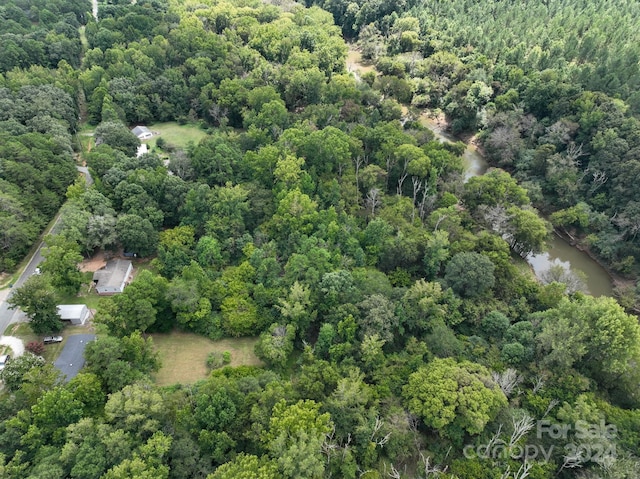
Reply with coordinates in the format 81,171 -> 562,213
145,122 -> 209,150
151,332 -> 262,386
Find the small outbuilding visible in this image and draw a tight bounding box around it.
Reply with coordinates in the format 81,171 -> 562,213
136,143 -> 148,157
93,259 -> 133,295
57,304 -> 90,325
131,125 -> 152,140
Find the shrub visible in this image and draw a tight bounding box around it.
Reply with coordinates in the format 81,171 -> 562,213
26,341 -> 44,355
222,351 -> 231,364
206,351 -> 225,370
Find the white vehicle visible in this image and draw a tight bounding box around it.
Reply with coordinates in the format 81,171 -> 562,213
0,354 -> 10,370
34,267 -> 41,275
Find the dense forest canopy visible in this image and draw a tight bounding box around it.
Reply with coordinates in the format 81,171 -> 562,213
305,0 -> 640,285
0,0 -> 86,70
1,0 -> 640,478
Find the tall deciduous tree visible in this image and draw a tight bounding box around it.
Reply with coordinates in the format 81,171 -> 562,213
444,252 -> 496,298
116,214 -> 159,257
208,454 -> 278,479
94,121 -> 140,158
8,275 -> 63,334
255,323 -> 296,370
403,358 -> 507,441
94,270 -> 170,336
84,332 -> 160,393
536,295 -> 640,387
40,235 -> 84,295
262,399 -> 331,479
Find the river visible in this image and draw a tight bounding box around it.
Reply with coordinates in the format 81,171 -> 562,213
345,46 -> 614,296
527,236 -> 614,297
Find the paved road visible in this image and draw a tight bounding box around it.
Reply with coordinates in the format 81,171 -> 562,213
0,216 -> 64,335
92,0 -> 98,21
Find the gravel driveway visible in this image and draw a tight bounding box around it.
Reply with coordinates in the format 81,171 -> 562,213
0,336 -> 25,357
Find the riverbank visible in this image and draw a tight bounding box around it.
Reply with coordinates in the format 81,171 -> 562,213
554,228 -> 637,302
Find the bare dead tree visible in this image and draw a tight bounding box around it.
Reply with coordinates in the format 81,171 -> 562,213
542,121 -> 572,147
479,204 -> 511,234
500,461 -> 533,479
559,450 -> 586,473
208,103 -> 228,127
565,142 -> 586,165
412,177 -> 423,205
411,177 -> 423,222
587,168 -> 608,193
371,416 -> 384,441
386,463 -> 402,479
322,427 -> 339,464
418,453 -> 447,477
418,187 -> 435,220
433,214 -> 448,231
366,188 -> 382,218
509,414 -> 535,447
385,155 -> 396,190
531,375 -> 546,394
542,399 -> 560,418
513,462 -> 533,479
491,369 -> 523,397
540,264 -> 587,294
397,158 -> 410,195
485,424 -> 503,453
354,155 -> 364,192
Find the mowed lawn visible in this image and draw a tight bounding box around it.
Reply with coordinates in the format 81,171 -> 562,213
151,332 -> 263,386
145,122 -> 208,150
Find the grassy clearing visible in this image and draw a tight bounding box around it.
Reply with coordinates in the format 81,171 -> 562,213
77,124 -> 95,156
51,272 -> 102,310
346,47 -> 376,75
78,26 -> 88,50
8,322 -> 93,363
151,332 -> 263,386
59,287 -> 102,310
145,122 -> 209,151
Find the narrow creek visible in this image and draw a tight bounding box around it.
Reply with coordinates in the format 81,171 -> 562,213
417,114 -> 488,181
346,46 -> 614,296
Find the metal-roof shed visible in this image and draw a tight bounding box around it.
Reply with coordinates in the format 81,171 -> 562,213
131,125 -> 152,139
57,304 -> 90,325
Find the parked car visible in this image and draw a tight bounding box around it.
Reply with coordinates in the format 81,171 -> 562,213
43,336 -> 63,344
0,354 -> 10,370
34,267 -> 41,275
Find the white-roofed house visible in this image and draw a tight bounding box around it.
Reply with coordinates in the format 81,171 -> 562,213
131,125 -> 152,140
